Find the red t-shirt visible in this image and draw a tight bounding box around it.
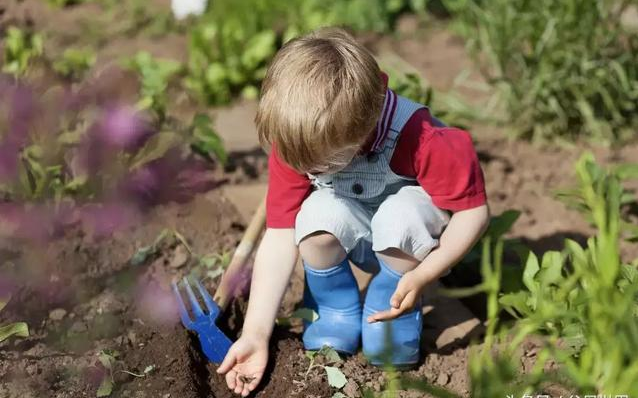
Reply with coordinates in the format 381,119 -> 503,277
266,81 -> 487,228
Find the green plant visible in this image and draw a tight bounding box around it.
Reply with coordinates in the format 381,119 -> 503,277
183,2 -> 280,105
122,51 -> 182,121
188,114 -> 227,166
556,158 -> 638,242
0,81 -> 220,242
501,153 -> 638,394
445,0 -> 638,143
183,0 -> 427,106
0,296 -> 29,343
130,229 -> 233,281
2,105 -> 182,203
304,346 -> 348,390
378,52 -> 482,128
275,307 -> 319,326
96,349 -> 155,397
2,27 -> 44,77
52,48 -> 96,80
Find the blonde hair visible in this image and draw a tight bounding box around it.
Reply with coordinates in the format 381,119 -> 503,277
255,27 -> 385,173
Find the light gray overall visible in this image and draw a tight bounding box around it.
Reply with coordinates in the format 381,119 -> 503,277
294,95 -> 450,272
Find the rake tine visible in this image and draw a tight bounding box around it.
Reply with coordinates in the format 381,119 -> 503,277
183,277 -> 205,317
193,278 -> 220,317
171,281 -> 194,329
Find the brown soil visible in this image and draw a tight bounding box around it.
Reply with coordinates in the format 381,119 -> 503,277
1,4 -> 637,398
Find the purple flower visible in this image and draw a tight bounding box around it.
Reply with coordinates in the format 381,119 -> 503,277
135,280 -> 179,326
119,153 -> 221,209
98,106 -> 152,151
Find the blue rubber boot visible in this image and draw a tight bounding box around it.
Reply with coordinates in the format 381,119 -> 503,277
302,258 -> 361,355
362,257 -> 422,368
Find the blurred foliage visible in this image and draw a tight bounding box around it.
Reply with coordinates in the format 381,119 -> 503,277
2,27 -> 44,77
380,53 -> 482,128
189,113 -> 227,166
0,80 -> 223,241
556,157 -> 638,242
183,0 -> 424,105
52,48 -> 96,80
443,0 -> 638,144
121,52 -> 182,122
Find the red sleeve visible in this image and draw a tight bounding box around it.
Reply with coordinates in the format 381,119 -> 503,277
266,148 -> 312,228
390,110 -> 487,211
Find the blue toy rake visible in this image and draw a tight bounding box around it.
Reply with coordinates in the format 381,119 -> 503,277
172,198 -> 266,364
172,277 -> 233,363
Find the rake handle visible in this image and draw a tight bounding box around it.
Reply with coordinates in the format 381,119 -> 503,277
214,195 -> 266,311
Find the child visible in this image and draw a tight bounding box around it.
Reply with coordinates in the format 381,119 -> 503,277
216,27 -> 489,396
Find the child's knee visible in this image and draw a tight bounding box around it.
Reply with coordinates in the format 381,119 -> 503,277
298,231 -> 347,268
371,190 -> 445,261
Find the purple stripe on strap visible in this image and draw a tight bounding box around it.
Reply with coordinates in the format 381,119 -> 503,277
373,90 -> 396,152
373,90 -> 391,150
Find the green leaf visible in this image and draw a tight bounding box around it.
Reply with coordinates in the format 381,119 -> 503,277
614,163 -> 638,180
130,132 -> 182,170
0,297 -> 8,312
324,366 -> 347,389
498,291 -> 530,318
97,350 -> 118,370
96,376 -> 113,397
290,308 -> 319,323
0,322 -> 29,342
522,252 -> 540,294
129,245 -> 153,266
190,114 -> 227,165
320,346 -> 342,364
486,210 -> 521,240
538,251 -> 564,286
241,30 -> 276,70
205,267 -> 225,280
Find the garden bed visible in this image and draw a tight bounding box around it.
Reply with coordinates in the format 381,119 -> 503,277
1,1 -> 637,397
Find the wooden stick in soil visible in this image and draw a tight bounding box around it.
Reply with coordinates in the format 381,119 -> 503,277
213,196 -> 266,312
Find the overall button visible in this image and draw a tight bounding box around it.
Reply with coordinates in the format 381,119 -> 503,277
352,183 -> 364,195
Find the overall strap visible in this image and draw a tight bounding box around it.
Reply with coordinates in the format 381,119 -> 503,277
383,95 -> 427,150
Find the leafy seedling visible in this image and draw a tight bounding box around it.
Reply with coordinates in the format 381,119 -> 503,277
2,27 -> 44,76
53,48 -> 96,80
0,297 -> 29,343
304,346 -> 347,389
122,51 -> 182,121
96,349 -> 118,397
276,307 -> 319,326
199,251 -> 231,280
129,229 -> 172,266
96,349 -> 155,397
189,114 -> 227,166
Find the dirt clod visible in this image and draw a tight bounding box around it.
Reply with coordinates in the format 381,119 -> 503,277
49,308 -> 67,321
169,245 -> 190,269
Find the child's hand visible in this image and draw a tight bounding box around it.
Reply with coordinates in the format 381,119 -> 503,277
366,270 -> 425,323
216,334 -> 269,396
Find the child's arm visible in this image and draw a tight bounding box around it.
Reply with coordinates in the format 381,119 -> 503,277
216,227 -> 298,397
368,204 -> 490,322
